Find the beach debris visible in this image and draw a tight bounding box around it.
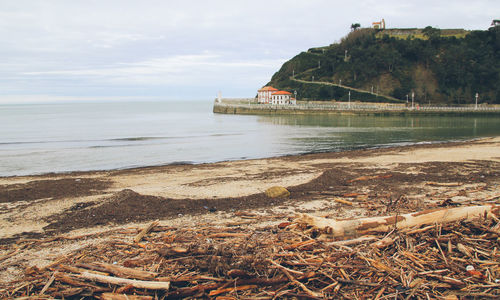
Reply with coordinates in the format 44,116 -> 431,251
347,174 -> 392,183
265,186 -> 290,198
2,209 -> 500,299
334,198 -> 353,206
234,211 -> 258,219
343,192 -> 365,197
426,181 -> 464,187
234,211 -> 256,217
134,220 -> 159,243
371,236 -> 395,249
100,293 -> 153,300
292,205 -> 498,238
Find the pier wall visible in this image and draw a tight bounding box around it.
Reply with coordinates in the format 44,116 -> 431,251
213,99 -> 500,117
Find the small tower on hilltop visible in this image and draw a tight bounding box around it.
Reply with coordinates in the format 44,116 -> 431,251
372,18 -> 386,29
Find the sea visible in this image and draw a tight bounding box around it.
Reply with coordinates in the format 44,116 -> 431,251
1,100 -> 500,177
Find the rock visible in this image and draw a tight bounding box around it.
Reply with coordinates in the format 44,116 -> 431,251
265,186 -> 290,198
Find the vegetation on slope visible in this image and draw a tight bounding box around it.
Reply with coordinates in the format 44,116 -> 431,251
268,26 -> 500,104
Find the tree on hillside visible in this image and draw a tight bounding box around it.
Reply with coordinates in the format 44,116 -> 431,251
422,26 -> 441,40
351,23 -> 361,31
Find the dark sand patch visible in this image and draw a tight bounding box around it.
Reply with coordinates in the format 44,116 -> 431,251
0,178 -> 111,203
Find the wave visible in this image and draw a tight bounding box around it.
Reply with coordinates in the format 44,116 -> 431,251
109,137 -> 167,142
89,145 -> 137,149
0,141 -> 63,145
1,133 -> 243,147
209,133 -> 243,137
0,139 -> 105,146
168,161 -> 195,165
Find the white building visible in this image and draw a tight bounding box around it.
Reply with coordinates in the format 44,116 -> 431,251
271,91 -> 293,105
257,86 -> 278,104
258,86 -> 296,105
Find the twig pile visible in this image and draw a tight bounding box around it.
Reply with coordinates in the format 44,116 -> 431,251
1,211 -> 499,299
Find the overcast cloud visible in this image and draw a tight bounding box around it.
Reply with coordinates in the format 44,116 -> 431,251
0,0 -> 498,103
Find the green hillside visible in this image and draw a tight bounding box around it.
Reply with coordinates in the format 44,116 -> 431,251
267,26 -> 500,104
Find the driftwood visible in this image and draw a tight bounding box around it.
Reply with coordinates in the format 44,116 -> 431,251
347,174 -> 392,183
267,259 -> 304,276
39,272 -> 56,295
327,235 -> 377,246
55,272 -> 107,290
293,205 -> 499,237
426,181 -> 463,187
53,287 -> 85,297
134,220 -> 159,243
93,262 -> 158,280
208,233 -> 249,238
165,282 -> 222,298
277,266 -> 321,298
156,275 -> 224,283
76,272 -> 170,290
4,207 -> 500,299
334,198 -> 353,206
371,236 -> 395,249
208,285 -> 257,296
99,293 -> 153,300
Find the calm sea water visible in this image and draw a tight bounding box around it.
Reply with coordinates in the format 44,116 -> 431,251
1,100 -> 500,176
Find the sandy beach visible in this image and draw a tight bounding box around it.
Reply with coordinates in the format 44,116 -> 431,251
1,137 -> 500,293
2,137 -> 500,240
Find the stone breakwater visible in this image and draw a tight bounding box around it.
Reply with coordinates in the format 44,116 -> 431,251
213,99 -> 500,116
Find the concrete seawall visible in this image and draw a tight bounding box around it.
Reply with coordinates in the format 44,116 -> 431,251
213,100 -> 500,117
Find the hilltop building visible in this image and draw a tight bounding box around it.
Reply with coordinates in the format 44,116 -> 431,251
372,19 -> 386,29
257,86 -> 296,105
492,20 -> 500,27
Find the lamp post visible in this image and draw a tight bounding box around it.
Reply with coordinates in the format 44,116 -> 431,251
348,90 -> 351,109
411,91 -> 415,109
475,93 -> 479,110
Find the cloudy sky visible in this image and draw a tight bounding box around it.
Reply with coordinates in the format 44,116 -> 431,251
0,0 -> 497,103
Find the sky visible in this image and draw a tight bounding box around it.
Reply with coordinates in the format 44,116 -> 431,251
0,0 -> 498,103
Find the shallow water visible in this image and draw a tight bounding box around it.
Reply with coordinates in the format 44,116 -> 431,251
1,100 -> 500,176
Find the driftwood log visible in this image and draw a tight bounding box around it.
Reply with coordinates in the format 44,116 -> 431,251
76,272 -> 170,290
293,205 -> 499,238
134,220 -> 159,243
100,293 -> 153,300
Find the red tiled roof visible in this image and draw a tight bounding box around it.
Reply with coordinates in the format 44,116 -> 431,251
272,91 -> 292,95
258,86 -> 278,91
